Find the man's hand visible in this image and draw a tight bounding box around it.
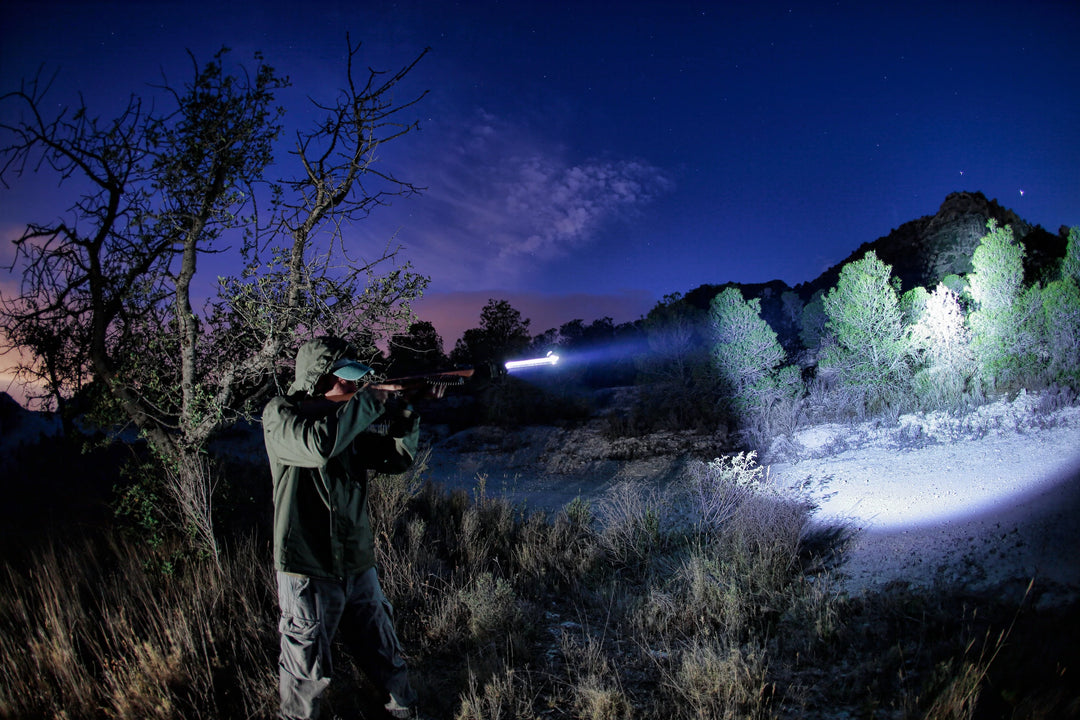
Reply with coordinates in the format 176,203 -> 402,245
362,384 -> 392,405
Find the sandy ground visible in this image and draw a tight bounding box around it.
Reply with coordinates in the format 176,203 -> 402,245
770,413 -> 1080,604
427,392 -> 1080,606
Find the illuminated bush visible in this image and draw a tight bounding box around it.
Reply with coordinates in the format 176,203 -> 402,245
966,220 -> 1043,389
909,283 -> 974,408
1041,226 -> 1080,385
820,251 -> 911,414
708,287 -> 800,418
1041,279 -> 1080,385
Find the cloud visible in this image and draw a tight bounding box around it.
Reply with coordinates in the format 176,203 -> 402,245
397,109 -> 674,290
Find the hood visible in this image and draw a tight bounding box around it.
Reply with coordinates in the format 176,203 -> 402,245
288,336 -> 354,396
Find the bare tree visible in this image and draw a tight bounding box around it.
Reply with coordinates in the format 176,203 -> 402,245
0,40 -> 430,563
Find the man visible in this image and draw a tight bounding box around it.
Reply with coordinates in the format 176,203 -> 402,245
263,336 -> 438,719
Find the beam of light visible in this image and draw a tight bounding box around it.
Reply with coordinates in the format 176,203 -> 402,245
505,351 -> 560,372
780,442 -> 1080,535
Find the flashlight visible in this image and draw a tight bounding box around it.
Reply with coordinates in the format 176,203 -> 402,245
504,351 -> 560,372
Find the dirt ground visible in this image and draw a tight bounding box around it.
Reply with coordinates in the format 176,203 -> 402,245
769,396 -> 1080,606
425,391 -> 1080,607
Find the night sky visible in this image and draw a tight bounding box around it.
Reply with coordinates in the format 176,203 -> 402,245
2,0 -> 1079,349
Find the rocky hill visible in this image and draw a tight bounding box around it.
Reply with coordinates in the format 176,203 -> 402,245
796,190 -> 1069,297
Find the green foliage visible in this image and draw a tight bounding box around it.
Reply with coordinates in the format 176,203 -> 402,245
900,285 -> 930,325
1061,226 -> 1080,284
708,288 -> 802,441
820,251 -> 911,414
1041,277 -> 1080,386
1041,225 -> 1080,387
112,458 -> 205,575
941,273 -> 967,298
966,220 -> 1041,389
967,220 -> 1024,311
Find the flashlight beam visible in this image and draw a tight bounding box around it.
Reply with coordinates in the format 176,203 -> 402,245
505,352 -> 560,372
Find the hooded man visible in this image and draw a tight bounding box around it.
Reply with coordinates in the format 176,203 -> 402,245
263,336 -> 436,720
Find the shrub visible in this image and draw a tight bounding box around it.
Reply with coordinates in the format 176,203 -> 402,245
1063,226 -> 1080,284
708,288 -> 803,443
909,283 -> 975,408
1041,278 -> 1080,386
560,633 -> 632,720
966,219 -> 1045,390
665,639 -> 774,720
454,666 -> 537,720
595,480 -> 671,569
1040,227 -> 1080,387
685,451 -> 763,532
820,250 -> 911,414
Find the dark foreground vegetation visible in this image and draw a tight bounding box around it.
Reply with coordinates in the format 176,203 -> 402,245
2,438 -> 1078,720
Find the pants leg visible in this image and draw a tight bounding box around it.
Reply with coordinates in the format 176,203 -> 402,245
277,573 -> 347,720
340,566 -> 416,709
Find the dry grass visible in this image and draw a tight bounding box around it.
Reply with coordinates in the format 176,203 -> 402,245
3,453 -> 1076,719
0,534 -> 277,719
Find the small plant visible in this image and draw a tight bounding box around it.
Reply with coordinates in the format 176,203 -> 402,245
454,665 -> 537,720
561,633 -> 631,720
595,480 -> 671,568
460,572 -> 521,642
684,451 -> 764,533
665,639 -> 775,720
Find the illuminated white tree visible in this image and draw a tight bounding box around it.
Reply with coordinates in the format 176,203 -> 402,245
909,283 -> 974,407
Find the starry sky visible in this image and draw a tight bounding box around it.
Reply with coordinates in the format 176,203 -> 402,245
2,0 -> 1079,351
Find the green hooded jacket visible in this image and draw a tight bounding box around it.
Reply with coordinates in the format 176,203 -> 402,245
263,337 -> 419,579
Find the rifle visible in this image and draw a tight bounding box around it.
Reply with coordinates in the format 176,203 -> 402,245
334,367 -> 475,403
367,367 -> 475,392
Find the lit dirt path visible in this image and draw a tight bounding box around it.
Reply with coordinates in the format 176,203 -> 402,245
769,416 -> 1080,604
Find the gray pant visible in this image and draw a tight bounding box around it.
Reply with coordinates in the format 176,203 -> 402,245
277,568 -> 415,720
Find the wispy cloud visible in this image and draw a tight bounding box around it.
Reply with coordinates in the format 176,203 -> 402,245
397,109 -> 674,290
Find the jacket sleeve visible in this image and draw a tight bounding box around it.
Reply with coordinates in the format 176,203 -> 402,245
262,392 -> 387,468
351,406 -> 421,474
